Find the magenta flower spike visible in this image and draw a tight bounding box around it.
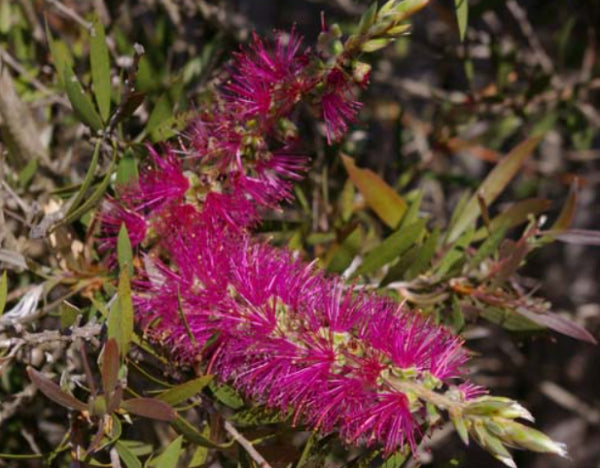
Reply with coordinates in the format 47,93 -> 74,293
97,16 -> 567,464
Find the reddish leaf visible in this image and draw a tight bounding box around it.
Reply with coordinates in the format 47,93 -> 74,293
121,397 -> 176,421
515,307 -> 597,344
543,229 -> 600,246
27,367 -> 87,411
101,338 -> 120,394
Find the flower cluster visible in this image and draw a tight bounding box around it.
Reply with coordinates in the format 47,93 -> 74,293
98,8 -> 565,464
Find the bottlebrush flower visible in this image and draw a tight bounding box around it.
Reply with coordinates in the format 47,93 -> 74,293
320,68 -> 362,143
133,229 -> 469,455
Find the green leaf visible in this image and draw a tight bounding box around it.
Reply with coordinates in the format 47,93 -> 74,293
341,154 -> 407,228
355,219 -> 425,276
115,441 -> 143,468
117,224 -> 133,276
481,306 -> 542,332
116,154 -> 139,187
121,398 -> 177,422
66,140 -> 101,220
157,375 -> 213,406
447,136 -> 542,242
361,38 -> 390,52
358,2 -> 378,34
149,435 -> 183,468
0,271 -> 7,315
59,301 -> 80,329
146,94 -> 172,134
454,0 -> 468,41
45,20 -> 74,89
108,269 -> 134,357
325,225 -> 362,273
468,225 -> 508,271
189,445 -> 208,467
62,146 -> 117,226
90,14 -> 111,121
406,228 -> 439,279
63,65 -> 104,131
0,0 -> 11,34
18,159 -> 38,187
210,381 -> 244,409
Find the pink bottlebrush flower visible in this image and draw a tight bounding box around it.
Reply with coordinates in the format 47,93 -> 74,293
226,30 -> 309,121
321,69 -> 362,144
98,199 -> 147,254
133,230 -> 469,455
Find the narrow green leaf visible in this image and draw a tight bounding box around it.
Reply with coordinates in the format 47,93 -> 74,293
63,65 -> 104,131
18,159 -> 38,187
157,375 -> 213,406
90,14 -> 111,121
62,147 -> 116,226
45,20 -> 74,88
454,0 -> 468,41
115,441 -> 143,468
66,140 -> 101,220
468,225 -> 508,271
0,0 -> 11,34
146,94 -> 172,135
361,38 -> 390,52
355,220 -> 425,276
447,136 -> 542,242
406,228 -> 439,279
325,225 -> 362,273
117,224 -> 133,276
108,269 -> 134,357
358,2 -> 378,34
149,436 -> 183,468
341,154 -> 407,228
0,271 -> 7,315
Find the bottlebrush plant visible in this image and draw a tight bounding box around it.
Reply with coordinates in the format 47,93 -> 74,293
0,1 -> 597,467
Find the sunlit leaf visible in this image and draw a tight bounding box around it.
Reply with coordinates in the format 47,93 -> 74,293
454,0 -> 468,41
543,228 -> 600,246
148,435 -> 183,468
0,271 -> 7,315
341,154 -> 406,228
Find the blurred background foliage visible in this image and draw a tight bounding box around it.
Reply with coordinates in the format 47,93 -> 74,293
0,0 -> 599,467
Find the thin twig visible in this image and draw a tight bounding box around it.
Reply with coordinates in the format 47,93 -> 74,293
223,420 -> 273,468
44,0 -> 92,31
